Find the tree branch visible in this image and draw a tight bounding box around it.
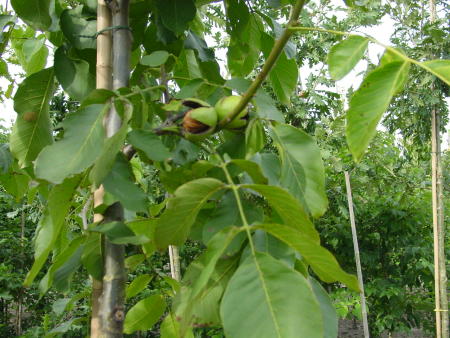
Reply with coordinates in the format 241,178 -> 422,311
219,0 -> 307,127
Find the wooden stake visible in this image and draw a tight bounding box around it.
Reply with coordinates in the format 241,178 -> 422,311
344,171 -> 370,338
91,1 -> 113,336
429,1 -> 448,336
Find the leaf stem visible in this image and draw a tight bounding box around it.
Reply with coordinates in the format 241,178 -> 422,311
218,0 -> 307,127
217,155 -> 256,254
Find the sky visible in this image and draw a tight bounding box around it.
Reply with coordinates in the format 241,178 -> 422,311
0,0 -> 448,148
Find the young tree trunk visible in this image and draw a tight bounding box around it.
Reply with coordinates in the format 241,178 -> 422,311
344,172 -> 370,338
99,0 -> 131,336
91,1 -> 113,336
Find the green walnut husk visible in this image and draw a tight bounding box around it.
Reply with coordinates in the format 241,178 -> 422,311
183,107 -> 218,141
215,95 -> 249,129
182,98 -> 211,109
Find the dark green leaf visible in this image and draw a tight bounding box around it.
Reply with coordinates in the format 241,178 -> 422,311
54,47 -> 95,101
60,7 -> 97,50
156,0 -> 196,36
229,159 -> 268,184
270,123 -> 328,217
128,130 -> 171,162
11,0 -> 52,31
242,184 -> 319,242
92,221 -> 150,245
81,232 -> 103,280
256,223 -> 359,291
102,154 -> 148,212
155,178 -> 225,249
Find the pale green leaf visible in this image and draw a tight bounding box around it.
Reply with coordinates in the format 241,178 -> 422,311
155,178 -> 225,249
421,59 -> 450,86
256,223 -> 359,291
270,123 -> 328,217
346,61 -> 410,161
221,252 -> 323,338
126,274 -> 153,299
35,104 -> 107,184
309,277 -> 338,338
22,38 -> 48,75
141,51 -> 169,67
24,176 -> 82,286
124,294 -> 166,334
245,119 -> 266,159
10,68 -> 54,167
328,36 -> 369,80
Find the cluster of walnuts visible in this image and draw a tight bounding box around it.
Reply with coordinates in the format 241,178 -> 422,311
182,95 -> 248,140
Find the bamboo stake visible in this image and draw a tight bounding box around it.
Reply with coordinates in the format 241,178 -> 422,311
429,1 -> 448,337
344,171 -> 370,338
99,0 -> 131,336
91,1 -> 113,336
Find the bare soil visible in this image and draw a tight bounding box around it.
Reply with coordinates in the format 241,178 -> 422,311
338,319 -> 431,338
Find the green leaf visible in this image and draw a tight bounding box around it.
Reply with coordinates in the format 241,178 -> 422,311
24,176 -> 82,286
90,104 -> 132,186
245,119 -> 266,159
52,245 -> 83,292
21,38 -> 48,75
256,223 -> 359,291
39,237 -> 84,295
126,274 -> 153,299
270,123 -> 328,217
11,0 -> 52,31
379,49 -> 410,94
346,61 -> 410,161
309,277 -> 338,338
156,0 -> 196,36
10,68 -> 54,167
60,7 -> 97,50
127,219 -> 157,255
155,178 -> 225,249
228,159 -> 268,184
125,254 -> 145,272
160,313 -> 194,338
92,221 -> 149,245
35,104 -> 107,184
220,252 -> 323,338
141,51 -> 170,67
191,227 -> 241,298
242,184 -> 319,242
421,59 -> 450,86
127,130 -> 171,162
124,294 -> 166,334
102,154 -> 148,212
54,47 -> 95,101
261,33 -> 298,104
328,36 -> 369,80
81,232 -> 103,280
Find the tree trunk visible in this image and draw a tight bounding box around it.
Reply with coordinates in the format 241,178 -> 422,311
99,0 -> 131,336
